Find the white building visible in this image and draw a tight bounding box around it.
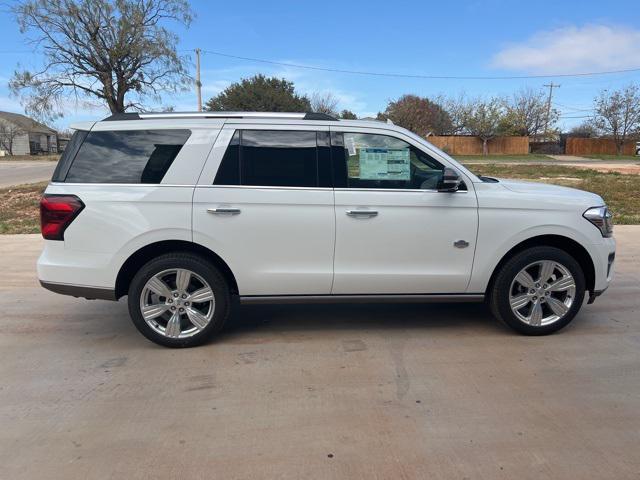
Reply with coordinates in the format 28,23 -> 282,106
0,111 -> 58,156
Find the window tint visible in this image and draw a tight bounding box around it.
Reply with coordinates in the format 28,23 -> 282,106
64,129 -> 191,183
334,132 -> 445,190
52,130 -> 88,182
213,131 -> 240,185
214,130 -> 324,187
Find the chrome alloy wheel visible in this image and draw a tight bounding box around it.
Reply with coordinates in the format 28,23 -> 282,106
139,268 -> 215,339
509,260 -> 576,327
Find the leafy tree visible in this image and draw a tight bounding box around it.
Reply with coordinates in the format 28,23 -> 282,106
503,87 -> 558,139
205,75 -> 311,112
462,97 -> 506,155
378,94 -> 452,137
568,121 -> 598,138
10,0 -> 193,120
339,109 -> 357,119
592,84 -> 640,155
311,92 -> 339,116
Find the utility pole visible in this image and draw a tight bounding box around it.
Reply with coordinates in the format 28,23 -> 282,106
195,48 -> 202,112
543,82 -> 560,140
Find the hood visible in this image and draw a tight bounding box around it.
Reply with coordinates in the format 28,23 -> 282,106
498,178 -> 604,206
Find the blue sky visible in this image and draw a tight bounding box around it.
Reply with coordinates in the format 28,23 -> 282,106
1,0 -> 639,130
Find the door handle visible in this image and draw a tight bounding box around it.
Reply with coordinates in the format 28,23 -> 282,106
346,210 -> 378,218
207,208 -> 241,215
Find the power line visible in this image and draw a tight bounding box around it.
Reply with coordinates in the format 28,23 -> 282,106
200,49 -> 640,80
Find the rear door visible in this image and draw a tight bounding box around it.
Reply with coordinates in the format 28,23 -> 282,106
193,125 -> 335,296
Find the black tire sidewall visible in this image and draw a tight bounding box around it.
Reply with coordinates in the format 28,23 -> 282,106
492,246 -> 586,335
127,253 -> 230,347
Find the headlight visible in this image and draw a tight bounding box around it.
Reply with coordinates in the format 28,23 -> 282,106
583,206 -> 613,237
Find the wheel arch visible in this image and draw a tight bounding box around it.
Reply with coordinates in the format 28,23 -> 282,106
115,240 -> 239,299
485,234 -> 596,296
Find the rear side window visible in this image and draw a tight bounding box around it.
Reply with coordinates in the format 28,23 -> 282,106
214,130 -> 329,187
52,130 -> 88,182
64,129 -> 191,183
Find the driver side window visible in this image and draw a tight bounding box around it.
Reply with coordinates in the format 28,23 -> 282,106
332,132 -> 446,190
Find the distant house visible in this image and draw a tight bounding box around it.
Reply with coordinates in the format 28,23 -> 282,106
0,111 -> 58,156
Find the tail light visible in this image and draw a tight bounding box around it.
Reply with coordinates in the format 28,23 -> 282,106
40,194 -> 85,241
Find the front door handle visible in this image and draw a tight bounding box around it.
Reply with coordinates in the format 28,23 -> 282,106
346,210 -> 378,218
207,208 -> 241,215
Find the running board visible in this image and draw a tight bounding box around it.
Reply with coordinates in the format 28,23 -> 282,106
239,294 -> 484,305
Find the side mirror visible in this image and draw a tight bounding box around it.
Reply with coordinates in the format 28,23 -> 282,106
437,167 -> 461,192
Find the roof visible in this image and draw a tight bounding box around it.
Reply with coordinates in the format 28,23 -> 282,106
0,111 -> 57,134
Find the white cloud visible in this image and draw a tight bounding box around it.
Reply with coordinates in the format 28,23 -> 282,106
491,24 -> 640,74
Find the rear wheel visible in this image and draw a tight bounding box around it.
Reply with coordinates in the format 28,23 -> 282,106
127,253 -> 230,347
489,246 -> 586,335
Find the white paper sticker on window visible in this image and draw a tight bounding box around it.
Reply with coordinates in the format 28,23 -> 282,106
359,148 -> 410,180
346,136 -> 357,156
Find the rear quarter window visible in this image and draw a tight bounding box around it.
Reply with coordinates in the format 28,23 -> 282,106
64,129 -> 191,183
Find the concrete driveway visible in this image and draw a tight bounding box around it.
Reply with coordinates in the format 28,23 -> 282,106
0,160 -> 56,188
1,229 -> 639,479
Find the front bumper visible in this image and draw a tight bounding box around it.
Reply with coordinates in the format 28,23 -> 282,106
588,237 -> 616,302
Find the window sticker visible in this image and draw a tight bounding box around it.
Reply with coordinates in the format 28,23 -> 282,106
346,136 -> 357,156
358,148 -> 410,180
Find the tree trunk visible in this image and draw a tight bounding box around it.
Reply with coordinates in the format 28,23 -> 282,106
616,141 -> 623,156
482,138 -> 489,156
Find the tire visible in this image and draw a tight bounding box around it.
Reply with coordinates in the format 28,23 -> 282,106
127,252 -> 231,347
488,246 -> 586,335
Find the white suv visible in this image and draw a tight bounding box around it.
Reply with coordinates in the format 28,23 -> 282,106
38,111 -> 616,347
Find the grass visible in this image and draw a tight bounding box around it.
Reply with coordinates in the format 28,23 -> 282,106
0,154 -> 59,162
466,164 -> 640,224
1,165 -> 639,234
580,154 -> 640,161
455,154 -> 554,162
0,182 -> 47,234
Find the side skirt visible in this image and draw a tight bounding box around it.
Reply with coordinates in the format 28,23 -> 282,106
239,294 -> 485,305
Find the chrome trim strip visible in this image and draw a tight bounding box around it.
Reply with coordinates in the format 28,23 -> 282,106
196,185 -> 333,191
239,294 -> 484,305
49,182 -> 197,187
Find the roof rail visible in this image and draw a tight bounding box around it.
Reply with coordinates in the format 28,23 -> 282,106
101,111 -> 339,121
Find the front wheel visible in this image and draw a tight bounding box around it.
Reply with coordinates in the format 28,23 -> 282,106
127,253 -> 230,347
489,246 -> 586,335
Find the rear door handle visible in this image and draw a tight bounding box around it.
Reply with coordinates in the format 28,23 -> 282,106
207,208 -> 241,215
346,210 -> 378,218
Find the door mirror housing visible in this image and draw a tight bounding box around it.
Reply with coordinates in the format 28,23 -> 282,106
437,167 -> 461,192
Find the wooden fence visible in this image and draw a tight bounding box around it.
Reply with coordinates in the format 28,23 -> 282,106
427,136 -> 529,155
565,138 -> 637,156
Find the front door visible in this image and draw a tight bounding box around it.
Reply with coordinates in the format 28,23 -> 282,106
193,127 -> 335,296
330,129 -> 478,294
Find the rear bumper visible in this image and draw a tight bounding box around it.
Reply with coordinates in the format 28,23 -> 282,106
40,281 -> 117,301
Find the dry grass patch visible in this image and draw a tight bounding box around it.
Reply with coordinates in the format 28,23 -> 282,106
0,154 -> 59,162
0,182 -> 48,234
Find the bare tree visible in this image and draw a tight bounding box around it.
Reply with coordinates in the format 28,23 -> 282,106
10,0 -> 193,120
592,84 -> 640,155
503,87 -> 557,139
462,97 -> 506,155
0,122 -> 25,155
435,93 -> 467,135
310,92 -> 340,116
